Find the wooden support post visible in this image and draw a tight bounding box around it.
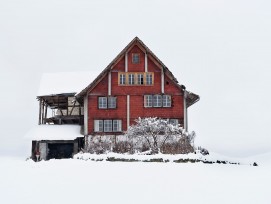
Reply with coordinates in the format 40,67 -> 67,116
38,99 -> 42,125
44,104 -> 48,124
79,104 -> 82,125
69,101 -> 76,116
41,99 -> 44,124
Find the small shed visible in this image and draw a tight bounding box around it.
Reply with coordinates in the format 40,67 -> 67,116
25,125 -> 84,160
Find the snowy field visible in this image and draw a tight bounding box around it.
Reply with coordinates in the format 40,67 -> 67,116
0,154 -> 270,204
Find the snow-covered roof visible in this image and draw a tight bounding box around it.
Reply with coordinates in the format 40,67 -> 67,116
24,125 -> 83,141
38,71 -> 100,96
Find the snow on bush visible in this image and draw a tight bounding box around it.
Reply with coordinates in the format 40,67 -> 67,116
84,117 -> 196,155
125,117 -> 195,154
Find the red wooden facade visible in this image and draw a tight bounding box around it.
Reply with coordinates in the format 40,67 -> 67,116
77,37 -> 199,135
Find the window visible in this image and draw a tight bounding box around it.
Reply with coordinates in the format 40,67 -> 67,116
144,95 -> 153,107
104,120 -> 112,132
108,97 -> 116,109
146,73 -> 153,85
113,120 -> 122,132
132,53 -> 140,64
163,95 -> 171,107
94,119 -> 122,132
169,119 -> 179,126
118,72 -> 154,86
94,120 -> 103,132
120,74 -> 126,85
128,74 -> 135,85
137,74 -> 144,85
144,95 -> 172,108
98,97 -> 117,109
98,97 -> 107,109
153,95 -> 162,107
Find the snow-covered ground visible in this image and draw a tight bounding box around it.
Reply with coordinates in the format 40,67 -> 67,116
0,153 -> 270,204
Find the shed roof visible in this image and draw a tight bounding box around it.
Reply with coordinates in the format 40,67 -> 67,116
24,125 -> 83,141
38,71 -> 100,97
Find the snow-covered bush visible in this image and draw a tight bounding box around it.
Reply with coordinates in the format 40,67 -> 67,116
197,146 -> 209,155
125,117 -> 196,154
84,118 -> 196,155
85,135 -> 113,154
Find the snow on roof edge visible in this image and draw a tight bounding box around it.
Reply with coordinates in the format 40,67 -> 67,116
24,125 -> 83,141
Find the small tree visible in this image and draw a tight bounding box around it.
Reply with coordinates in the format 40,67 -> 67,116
125,117 -> 195,154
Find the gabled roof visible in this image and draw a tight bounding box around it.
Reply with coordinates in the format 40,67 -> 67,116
76,37 -> 178,96
75,37 -> 199,107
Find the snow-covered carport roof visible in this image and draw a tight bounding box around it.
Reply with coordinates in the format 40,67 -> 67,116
37,71 -> 100,108
24,125 -> 83,141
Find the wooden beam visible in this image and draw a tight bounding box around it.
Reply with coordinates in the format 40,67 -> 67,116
38,99 -> 42,125
44,104 -> 48,124
41,99 -> 45,124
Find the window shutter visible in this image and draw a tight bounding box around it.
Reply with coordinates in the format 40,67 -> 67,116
94,120 -> 100,132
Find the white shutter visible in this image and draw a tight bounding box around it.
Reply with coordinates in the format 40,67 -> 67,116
94,120 -> 99,132
118,120 -> 122,131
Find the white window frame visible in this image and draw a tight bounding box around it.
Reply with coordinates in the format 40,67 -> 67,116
163,95 -> 171,107
113,120 -> 122,132
94,120 -> 103,132
146,73 -> 153,85
132,53 -> 140,64
128,74 -> 135,85
153,95 -> 162,107
104,120 -> 112,132
98,97 -> 107,109
120,74 -> 126,85
137,74 -> 144,85
144,95 -> 153,107
108,97 -> 116,109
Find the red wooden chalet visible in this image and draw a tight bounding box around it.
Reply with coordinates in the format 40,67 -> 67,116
76,37 -> 199,136
28,37 -> 199,160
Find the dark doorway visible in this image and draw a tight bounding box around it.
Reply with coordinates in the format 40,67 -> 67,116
48,143 -> 74,159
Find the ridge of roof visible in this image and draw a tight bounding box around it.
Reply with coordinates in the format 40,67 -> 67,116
76,37 -> 178,98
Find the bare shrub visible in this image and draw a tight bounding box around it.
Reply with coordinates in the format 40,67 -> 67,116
85,135 -> 112,154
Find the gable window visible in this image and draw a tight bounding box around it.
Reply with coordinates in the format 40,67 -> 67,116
108,97 -> 117,109
146,73 -> 153,85
132,53 -> 140,64
163,95 -> 171,107
120,74 -> 126,85
104,120 -> 112,132
118,72 -> 154,86
144,95 -> 153,107
113,120 -> 122,132
98,97 -> 107,109
137,74 -> 144,85
128,74 -> 135,85
94,120 -> 103,132
153,95 -> 162,107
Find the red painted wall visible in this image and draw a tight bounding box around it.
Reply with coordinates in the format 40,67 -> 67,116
87,45 -> 184,135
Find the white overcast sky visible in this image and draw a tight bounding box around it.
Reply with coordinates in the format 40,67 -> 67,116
0,0 -> 270,157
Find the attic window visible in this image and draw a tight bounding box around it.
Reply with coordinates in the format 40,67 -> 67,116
132,53 -> 140,64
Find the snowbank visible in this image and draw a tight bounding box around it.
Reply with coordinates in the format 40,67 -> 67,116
24,125 -> 83,140
0,157 -> 270,204
74,151 -> 255,165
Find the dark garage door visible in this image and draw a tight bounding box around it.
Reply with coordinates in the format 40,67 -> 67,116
48,143 -> 74,159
